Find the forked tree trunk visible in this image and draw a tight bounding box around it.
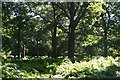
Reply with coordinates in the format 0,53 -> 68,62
68,2 -> 75,61
54,2 -> 88,61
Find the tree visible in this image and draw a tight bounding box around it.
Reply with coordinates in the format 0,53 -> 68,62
2,2 -> 34,58
55,2 -> 89,60
2,2 -> 120,59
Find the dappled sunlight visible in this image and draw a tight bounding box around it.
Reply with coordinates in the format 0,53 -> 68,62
3,56 -> 120,78
54,56 -> 120,78
2,2 -> 120,79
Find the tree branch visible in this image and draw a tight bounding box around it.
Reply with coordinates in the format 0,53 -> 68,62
28,6 -> 50,23
58,25 -> 69,33
74,2 -> 80,17
74,3 -> 89,27
54,3 -> 70,19
32,11 -> 50,23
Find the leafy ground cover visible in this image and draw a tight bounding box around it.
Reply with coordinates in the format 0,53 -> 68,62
2,56 -> 120,79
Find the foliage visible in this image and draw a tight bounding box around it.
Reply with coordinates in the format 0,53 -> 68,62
2,56 -> 120,78
55,56 -> 120,78
1,2 -> 120,79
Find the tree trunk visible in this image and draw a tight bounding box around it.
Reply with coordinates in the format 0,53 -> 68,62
36,39 -> 39,58
68,26 -> 75,61
17,26 -> 21,59
52,3 -> 57,58
104,23 -> 108,57
52,25 -> 57,58
68,2 -> 75,61
22,45 -> 25,58
101,13 -> 108,57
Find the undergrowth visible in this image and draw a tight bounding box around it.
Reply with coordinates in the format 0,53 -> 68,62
2,56 -> 120,79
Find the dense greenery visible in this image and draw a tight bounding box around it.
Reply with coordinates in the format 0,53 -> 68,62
2,56 -> 120,78
1,2 -> 120,79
